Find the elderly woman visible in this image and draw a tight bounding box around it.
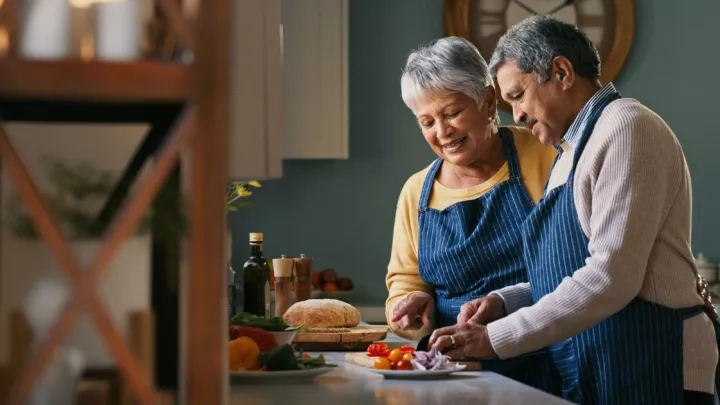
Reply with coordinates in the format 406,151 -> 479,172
431,17 -> 719,405
384,37 -> 559,391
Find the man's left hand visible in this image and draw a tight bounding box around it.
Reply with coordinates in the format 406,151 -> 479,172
429,323 -> 498,359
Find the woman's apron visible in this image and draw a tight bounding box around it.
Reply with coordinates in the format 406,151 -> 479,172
522,88 -> 720,404
417,128 -> 561,394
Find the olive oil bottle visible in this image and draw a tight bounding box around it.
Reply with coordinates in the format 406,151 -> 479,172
242,232 -> 271,318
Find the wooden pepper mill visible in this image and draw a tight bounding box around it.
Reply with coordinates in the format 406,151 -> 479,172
293,254 -> 313,303
272,255 -> 294,317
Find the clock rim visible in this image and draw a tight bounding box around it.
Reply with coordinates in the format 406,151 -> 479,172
443,0 -> 635,112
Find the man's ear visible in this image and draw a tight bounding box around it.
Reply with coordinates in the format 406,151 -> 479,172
551,56 -> 575,90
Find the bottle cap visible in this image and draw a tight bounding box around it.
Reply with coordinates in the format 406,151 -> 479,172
249,232 -> 263,242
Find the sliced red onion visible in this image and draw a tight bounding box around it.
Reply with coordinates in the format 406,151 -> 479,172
409,345 -> 457,371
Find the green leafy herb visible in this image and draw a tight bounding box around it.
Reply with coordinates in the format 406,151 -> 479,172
230,312 -> 290,331
259,345 -> 337,371
296,352 -> 336,370
260,344 -> 299,371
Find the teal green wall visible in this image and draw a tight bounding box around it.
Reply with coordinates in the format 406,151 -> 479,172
230,1 -> 720,304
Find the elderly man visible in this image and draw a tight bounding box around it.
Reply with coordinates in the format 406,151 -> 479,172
430,15 -> 719,405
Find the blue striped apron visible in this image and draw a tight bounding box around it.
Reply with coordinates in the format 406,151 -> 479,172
418,128 -> 561,394
522,89 -> 720,404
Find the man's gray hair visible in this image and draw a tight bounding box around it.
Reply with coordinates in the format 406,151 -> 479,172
401,36 -> 499,125
489,15 -> 601,83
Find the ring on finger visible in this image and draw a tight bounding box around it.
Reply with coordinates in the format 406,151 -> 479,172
448,334 -> 457,350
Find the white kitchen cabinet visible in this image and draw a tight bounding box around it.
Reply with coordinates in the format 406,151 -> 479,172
281,0 -> 349,160
228,0 -> 284,180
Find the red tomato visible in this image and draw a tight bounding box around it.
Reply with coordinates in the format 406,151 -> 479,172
399,345 -> 416,353
367,343 -> 390,357
396,360 -> 413,371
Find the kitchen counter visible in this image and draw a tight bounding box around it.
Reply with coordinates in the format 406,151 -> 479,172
229,351 -> 573,405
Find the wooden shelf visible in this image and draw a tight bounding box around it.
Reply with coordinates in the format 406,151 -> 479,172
0,58 -> 191,103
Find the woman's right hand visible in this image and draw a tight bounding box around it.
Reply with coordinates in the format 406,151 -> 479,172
391,292 -> 434,330
456,294 -> 506,325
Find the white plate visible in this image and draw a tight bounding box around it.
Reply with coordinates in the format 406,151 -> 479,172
369,364 -> 467,380
229,367 -> 336,384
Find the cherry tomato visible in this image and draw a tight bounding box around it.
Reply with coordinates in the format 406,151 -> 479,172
373,357 -> 391,370
401,352 -> 413,362
390,360 -> 398,370
367,343 -> 390,357
388,348 -> 403,362
396,360 -> 414,371
302,353 -> 311,359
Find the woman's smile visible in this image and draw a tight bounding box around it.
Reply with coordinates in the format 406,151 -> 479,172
442,136 -> 468,153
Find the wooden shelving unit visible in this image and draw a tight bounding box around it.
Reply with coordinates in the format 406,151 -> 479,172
0,0 -> 230,404
0,59 -> 191,102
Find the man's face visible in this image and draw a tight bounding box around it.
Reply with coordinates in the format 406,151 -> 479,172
496,61 -> 571,146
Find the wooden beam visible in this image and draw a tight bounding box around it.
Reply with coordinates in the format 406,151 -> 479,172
186,0 -> 230,403
0,59 -> 191,102
156,0 -> 195,54
1,107 -> 193,405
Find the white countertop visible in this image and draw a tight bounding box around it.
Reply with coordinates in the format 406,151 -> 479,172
229,350 -> 573,405
230,328 -> 571,405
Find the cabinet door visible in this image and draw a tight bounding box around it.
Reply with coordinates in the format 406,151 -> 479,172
281,0 -> 348,160
228,0 -> 283,180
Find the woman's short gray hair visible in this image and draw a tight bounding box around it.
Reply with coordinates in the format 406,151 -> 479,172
401,36 -> 499,125
489,15 -> 600,83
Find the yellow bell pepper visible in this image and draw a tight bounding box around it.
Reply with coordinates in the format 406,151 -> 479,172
228,336 -> 261,371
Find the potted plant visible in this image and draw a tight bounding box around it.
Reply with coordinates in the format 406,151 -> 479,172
3,158 -> 152,369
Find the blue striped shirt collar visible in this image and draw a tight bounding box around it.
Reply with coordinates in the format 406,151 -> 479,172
562,83 -> 617,149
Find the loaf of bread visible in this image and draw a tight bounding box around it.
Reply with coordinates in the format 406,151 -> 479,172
282,299 -> 361,328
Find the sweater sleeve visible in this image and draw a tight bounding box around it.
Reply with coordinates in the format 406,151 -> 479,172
487,107 -> 683,359
490,283 -> 533,315
386,178 -> 434,341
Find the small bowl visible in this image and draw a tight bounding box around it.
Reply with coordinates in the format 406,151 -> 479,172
270,329 -> 298,345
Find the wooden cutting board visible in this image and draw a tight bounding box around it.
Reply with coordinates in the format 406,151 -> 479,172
344,352 -> 483,371
291,326 -> 388,351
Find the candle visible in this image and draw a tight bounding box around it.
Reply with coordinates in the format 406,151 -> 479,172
19,0 -> 71,59
94,0 -> 140,60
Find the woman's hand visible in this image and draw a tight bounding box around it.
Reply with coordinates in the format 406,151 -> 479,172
429,322 -> 497,360
456,294 -> 506,325
391,292 -> 434,330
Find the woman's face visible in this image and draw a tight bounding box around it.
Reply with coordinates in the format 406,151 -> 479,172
412,90 -> 496,167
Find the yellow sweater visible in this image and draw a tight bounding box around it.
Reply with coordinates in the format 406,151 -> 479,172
384,127 -> 557,340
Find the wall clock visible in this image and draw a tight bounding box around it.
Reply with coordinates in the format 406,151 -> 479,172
444,0 -> 635,111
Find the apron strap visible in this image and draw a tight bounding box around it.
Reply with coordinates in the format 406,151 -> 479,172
418,158 -> 442,211
567,91 -> 622,182
499,127 -> 523,181
418,129 -> 522,211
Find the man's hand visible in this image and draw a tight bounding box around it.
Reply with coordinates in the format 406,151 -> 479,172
429,322 -> 497,359
391,292 -> 434,330
456,294 -> 506,325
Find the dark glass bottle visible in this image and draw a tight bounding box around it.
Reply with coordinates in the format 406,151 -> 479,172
242,232 -> 271,318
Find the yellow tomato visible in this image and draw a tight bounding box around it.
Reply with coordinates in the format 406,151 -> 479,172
373,357 -> 391,370
401,352 -> 413,362
388,348 -> 403,362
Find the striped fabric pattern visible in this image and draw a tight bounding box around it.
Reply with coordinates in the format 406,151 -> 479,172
417,128 -> 561,394
417,128 -> 535,326
522,89 -> 709,404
